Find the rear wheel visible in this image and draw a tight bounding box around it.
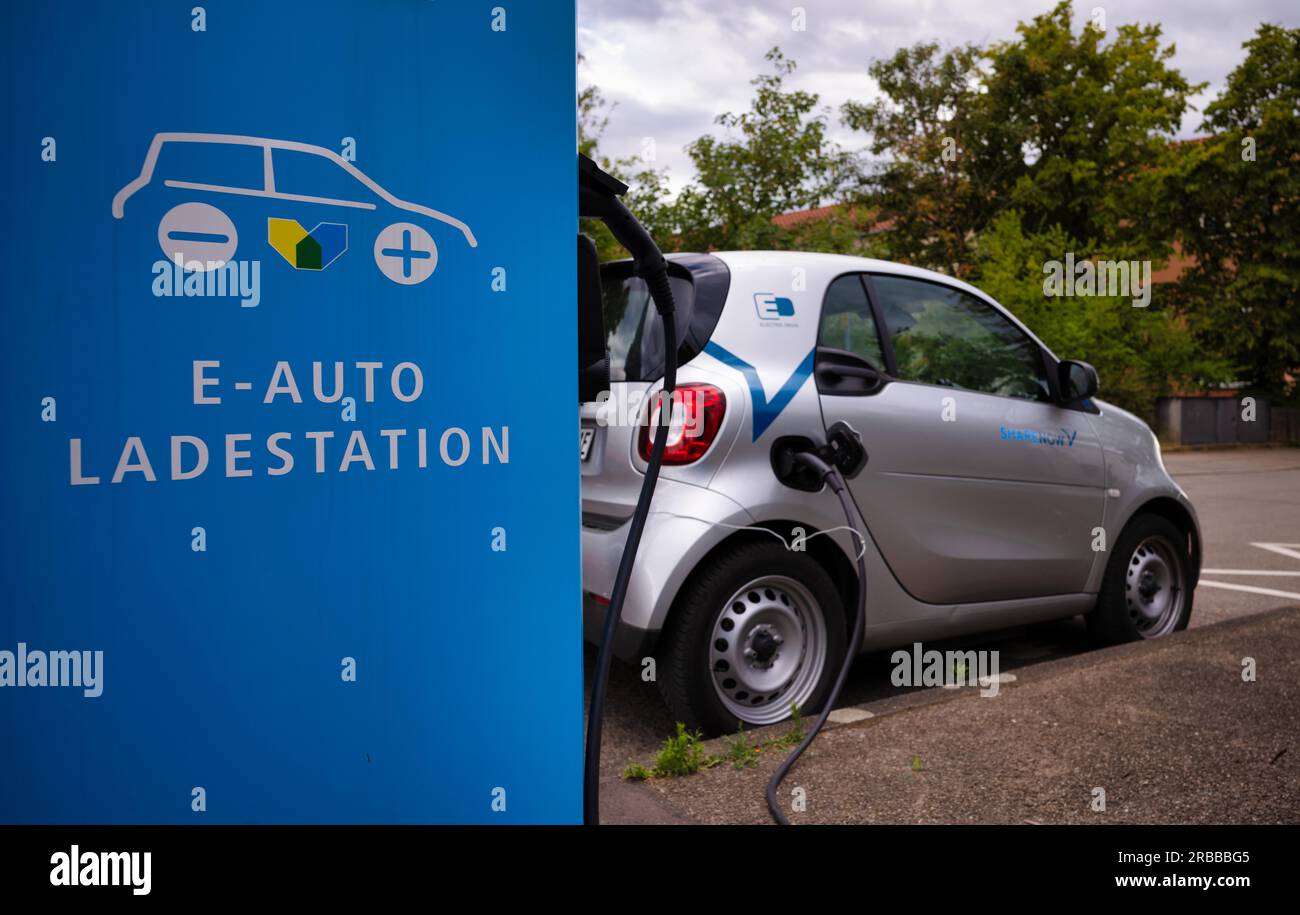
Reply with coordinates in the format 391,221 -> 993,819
1088,513 -> 1193,645
656,541 -> 847,735
157,201 -> 237,269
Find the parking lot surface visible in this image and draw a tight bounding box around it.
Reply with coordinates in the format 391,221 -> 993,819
586,447 -> 1300,822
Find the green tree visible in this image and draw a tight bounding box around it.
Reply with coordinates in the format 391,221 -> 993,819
981,2 -> 1199,259
674,48 -> 858,250
1164,24 -> 1300,397
577,59 -> 674,261
577,60 -> 606,161
775,205 -> 889,257
844,2 -> 1199,270
577,68 -> 620,260
972,211 -> 1227,418
842,41 -> 996,275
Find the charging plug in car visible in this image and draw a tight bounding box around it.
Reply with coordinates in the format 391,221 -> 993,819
772,421 -> 867,491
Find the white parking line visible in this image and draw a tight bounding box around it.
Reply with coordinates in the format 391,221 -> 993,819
1197,543 -> 1300,600
1198,580 -> 1300,601
1251,542 -> 1300,562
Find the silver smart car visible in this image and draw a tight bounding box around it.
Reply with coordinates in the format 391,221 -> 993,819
581,251 -> 1201,734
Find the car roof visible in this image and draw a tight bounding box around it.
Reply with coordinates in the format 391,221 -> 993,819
681,250 -> 1056,359
705,250 -> 967,291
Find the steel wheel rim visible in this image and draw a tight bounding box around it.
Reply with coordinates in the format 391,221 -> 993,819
709,575 -> 828,725
1125,534 -> 1185,638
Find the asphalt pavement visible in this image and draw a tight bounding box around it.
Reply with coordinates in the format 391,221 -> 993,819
586,446 -> 1300,824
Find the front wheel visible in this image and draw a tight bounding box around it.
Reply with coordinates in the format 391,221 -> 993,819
1088,513 -> 1194,645
373,222 -> 438,284
656,541 -> 847,735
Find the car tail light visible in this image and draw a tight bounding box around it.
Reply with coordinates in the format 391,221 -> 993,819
638,384 -> 726,465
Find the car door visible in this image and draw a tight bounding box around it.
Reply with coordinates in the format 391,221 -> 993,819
816,272 -> 1106,604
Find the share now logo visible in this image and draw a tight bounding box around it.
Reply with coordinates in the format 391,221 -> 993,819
999,424 -> 1078,447
268,218 -> 347,270
753,292 -> 795,320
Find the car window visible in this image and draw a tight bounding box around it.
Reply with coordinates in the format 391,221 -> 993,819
155,141 -> 263,190
818,274 -> 885,369
872,274 -> 1050,401
271,149 -> 373,203
598,254 -> 729,386
602,270 -> 695,382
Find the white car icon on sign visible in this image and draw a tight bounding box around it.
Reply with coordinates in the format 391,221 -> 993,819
112,132 -> 476,282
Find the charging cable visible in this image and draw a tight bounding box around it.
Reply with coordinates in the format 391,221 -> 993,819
579,154 -> 677,825
765,449 -> 867,825
584,307 -> 674,825
649,512 -> 867,559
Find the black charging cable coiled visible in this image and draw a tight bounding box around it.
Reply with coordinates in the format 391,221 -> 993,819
765,450 -> 868,825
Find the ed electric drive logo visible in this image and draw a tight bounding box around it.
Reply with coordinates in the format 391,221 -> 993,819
754,292 -> 795,320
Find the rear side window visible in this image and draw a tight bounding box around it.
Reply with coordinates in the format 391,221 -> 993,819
871,274 -> 1050,401
601,254 -> 729,382
154,141 -> 264,191
818,274 -> 885,369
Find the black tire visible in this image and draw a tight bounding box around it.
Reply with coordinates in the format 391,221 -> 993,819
655,540 -> 847,736
1087,513 -> 1194,646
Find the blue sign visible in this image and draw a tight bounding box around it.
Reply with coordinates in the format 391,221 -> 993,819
0,1 -> 579,823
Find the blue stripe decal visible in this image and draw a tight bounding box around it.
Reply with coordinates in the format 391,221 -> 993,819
704,341 -> 816,441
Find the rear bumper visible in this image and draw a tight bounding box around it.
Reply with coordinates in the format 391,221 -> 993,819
582,593 -> 659,661
581,477 -> 754,661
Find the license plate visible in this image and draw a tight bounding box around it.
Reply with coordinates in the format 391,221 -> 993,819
580,427 -> 595,462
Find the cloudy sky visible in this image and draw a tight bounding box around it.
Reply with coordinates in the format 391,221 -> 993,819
577,0 -> 1298,194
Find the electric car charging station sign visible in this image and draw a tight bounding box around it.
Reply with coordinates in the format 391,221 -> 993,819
0,2 -> 580,823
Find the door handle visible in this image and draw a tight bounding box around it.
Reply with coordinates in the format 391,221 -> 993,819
816,362 -> 884,395
821,365 -> 878,380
